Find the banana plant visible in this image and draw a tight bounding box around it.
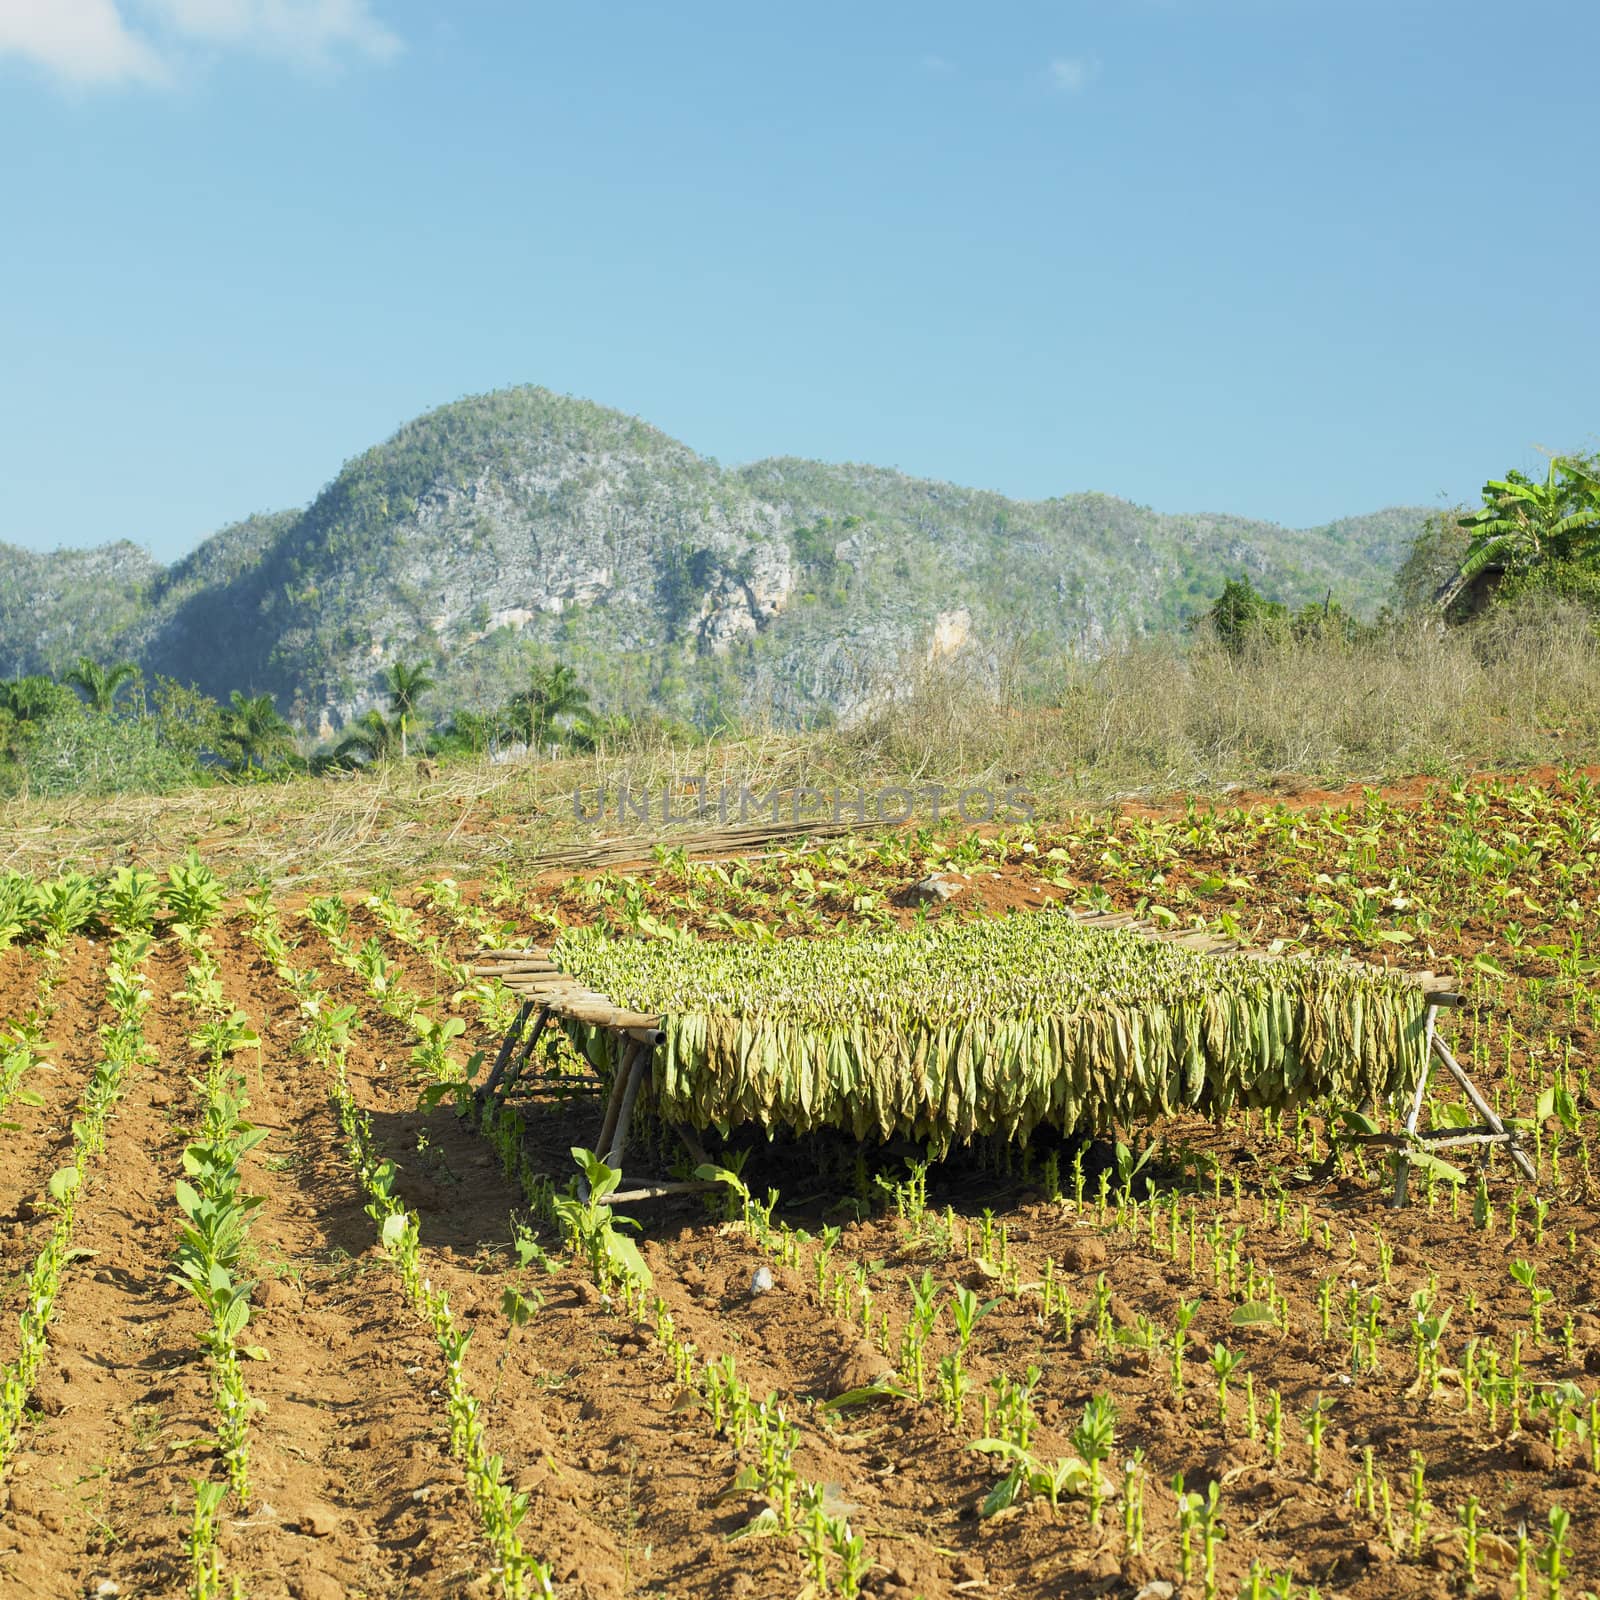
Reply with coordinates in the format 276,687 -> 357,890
1437,454 -> 1600,610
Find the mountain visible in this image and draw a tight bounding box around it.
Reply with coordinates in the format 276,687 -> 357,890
0,386 -> 1428,733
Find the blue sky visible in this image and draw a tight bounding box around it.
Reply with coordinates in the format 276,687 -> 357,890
2,1 -> 1595,563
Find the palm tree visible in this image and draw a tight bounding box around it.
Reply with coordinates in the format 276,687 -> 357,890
0,676 -> 62,722
334,708 -> 402,766
384,659 -> 436,759
504,663 -> 592,749
215,691 -> 294,772
1436,455 -> 1600,611
64,656 -> 139,714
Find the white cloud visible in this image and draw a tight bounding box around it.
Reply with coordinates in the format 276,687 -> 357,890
0,0 -> 398,86
0,0 -> 166,85
1048,54 -> 1102,94
918,53 -> 955,76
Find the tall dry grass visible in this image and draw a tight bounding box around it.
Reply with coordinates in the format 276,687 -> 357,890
835,600 -> 1600,797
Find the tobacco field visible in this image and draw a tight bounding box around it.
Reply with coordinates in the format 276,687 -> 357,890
2,767 -> 1600,1600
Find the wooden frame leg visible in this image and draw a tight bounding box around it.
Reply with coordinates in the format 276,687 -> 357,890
594,1038 -> 642,1160
604,1043 -> 652,1172
1385,1007 -> 1537,1202
675,1123 -> 712,1171
477,1001 -> 533,1108
1432,1032 -> 1538,1186
497,1005 -> 551,1104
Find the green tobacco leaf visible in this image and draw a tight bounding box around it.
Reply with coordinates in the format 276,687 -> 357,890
1536,1086 -> 1581,1132
47,1166 -> 80,1202
1555,1087 -> 1581,1132
571,1146 -> 621,1201
222,1295 -> 251,1341
1231,1302 -> 1280,1327
1404,1150 -> 1466,1185
606,1232 -> 653,1289
693,1162 -> 751,1200
981,1466 -> 1024,1518
726,1506 -> 781,1541
1337,1109 -> 1380,1136
711,1464 -> 763,1503
501,1286 -> 541,1327
821,1381 -> 911,1411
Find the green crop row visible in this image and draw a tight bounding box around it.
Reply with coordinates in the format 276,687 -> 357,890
0,933 -> 153,1476
241,891 -> 556,1598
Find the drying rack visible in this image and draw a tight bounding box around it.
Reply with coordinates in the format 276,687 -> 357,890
468,913 -> 1533,1208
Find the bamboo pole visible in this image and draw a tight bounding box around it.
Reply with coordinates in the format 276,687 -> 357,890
604,1044 -> 652,1172
594,1037 -> 642,1162
1432,1032 -> 1538,1184
477,1000 -> 534,1106
598,1180 -> 721,1204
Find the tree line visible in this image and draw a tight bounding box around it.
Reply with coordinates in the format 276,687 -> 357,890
0,655 -> 601,789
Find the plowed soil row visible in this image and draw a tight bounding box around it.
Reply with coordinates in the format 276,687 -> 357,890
0,938 -> 109,1371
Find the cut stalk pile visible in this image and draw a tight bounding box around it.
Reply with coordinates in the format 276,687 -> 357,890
551,912 -> 1432,1147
